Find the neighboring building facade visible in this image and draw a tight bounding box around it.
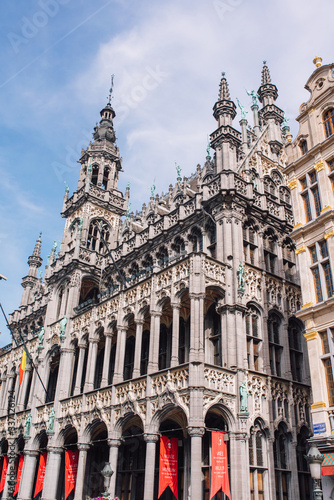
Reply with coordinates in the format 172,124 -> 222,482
285,57 -> 334,497
0,63 -> 312,500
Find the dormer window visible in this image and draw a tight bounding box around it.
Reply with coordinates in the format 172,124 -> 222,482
299,140 -> 308,155
323,108 -> 334,138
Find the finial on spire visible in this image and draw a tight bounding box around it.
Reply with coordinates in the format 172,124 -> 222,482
219,72 -> 230,100
108,74 -> 114,104
261,61 -> 271,85
313,56 -> 322,68
236,98 -> 248,120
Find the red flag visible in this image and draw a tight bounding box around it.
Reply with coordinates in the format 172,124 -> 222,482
19,349 -> 27,385
0,456 -> 8,492
14,454 -> 24,496
34,452 -> 47,497
210,431 -> 230,500
158,436 -> 178,499
64,450 -> 79,500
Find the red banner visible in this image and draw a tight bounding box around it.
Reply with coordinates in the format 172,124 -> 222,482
158,436 -> 178,499
210,431 -> 230,500
65,450 -> 79,500
34,452 -> 47,498
0,456 -> 8,492
14,454 -> 24,496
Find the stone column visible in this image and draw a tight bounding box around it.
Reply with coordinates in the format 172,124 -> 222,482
17,364 -> 32,411
73,342 -> 87,395
84,339 -> 99,392
55,347 -> 75,401
148,313 -> 161,374
101,333 -> 113,387
189,294 -> 205,363
17,449 -> 39,500
143,434 -> 159,500
170,304 -> 180,367
41,446 -> 63,500
133,320 -> 144,378
113,326 -> 127,384
73,444 -> 90,500
107,438 -> 122,498
188,427 -> 205,500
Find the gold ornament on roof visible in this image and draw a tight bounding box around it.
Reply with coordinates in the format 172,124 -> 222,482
313,56 -> 322,68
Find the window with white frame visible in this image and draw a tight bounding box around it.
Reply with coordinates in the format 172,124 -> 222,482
299,170 -> 322,222
319,328 -> 334,407
309,239 -> 334,302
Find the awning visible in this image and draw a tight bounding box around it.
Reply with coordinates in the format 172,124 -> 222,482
322,452 -> 334,476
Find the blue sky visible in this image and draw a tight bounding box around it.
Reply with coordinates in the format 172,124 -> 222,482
0,0 -> 334,345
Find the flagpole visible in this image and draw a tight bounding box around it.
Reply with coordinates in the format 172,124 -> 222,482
0,303 -> 47,395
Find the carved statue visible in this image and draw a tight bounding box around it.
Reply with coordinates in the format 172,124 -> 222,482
240,381 -> 248,413
237,263 -> 246,291
59,316 -> 67,338
25,413 -> 32,437
282,112 -> 290,128
48,407 -> 55,432
52,240 -> 57,251
206,141 -> 211,158
150,183 -> 156,198
246,89 -> 259,106
126,203 -> 131,219
38,327 -> 44,348
175,162 -> 182,181
236,98 -> 248,120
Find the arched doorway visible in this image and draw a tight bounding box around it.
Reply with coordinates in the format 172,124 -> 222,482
203,408 -> 230,500
84,422 -> 109,498
115,416 -> 145,500
57,427 -> 78,500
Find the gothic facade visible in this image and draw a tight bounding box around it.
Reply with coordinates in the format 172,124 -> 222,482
1,63 -> 312,500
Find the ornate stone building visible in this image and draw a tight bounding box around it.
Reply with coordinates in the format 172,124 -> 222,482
1,63 -> 312,500
285,57 -> 334,497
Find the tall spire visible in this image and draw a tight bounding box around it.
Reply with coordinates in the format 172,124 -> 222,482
27,233 -> 42,271
218,72 -> 230,100
213,72 -> 237,125
257,60 -> 278,105
261,60 -> 271,85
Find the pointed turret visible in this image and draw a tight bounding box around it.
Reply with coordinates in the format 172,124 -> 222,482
20,234 -> 43,307
257,61 -> 278,106
213,73 -> 237,126
211,73 -> 241,172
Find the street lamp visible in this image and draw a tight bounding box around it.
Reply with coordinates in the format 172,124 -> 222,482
306,445 -> 324,500
101,462 -> 114,497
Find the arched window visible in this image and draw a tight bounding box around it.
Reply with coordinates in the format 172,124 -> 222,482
288,318 -> 303,382
323,108 -> 334,138
249,421 -> 267,500
296,427 -> 311,499
91,165 -> 99,185
140,330 -> 150,376
172,237 -> 185,256
268,312 -> 283,376
263,230 -> 277,274
205,303 -> 221,366
46,348 -> 60,403
102,167 -> 110,190
156,246 -> 169,268
123,336 -> 135,380
86,220 -> 110,253
274,424 -> 290,500
264,177 -> 276,198
243,221 -> 258,266
246,305 -> 261,371
190,227 -> 203,252
142,254 -> 153,271
79,278 -> 99,305
299,140 -> 308,155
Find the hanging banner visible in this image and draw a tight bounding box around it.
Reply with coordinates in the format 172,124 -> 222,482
158,436 -> 178,499
34,452 -> 47,498
210,431 -> 230,500
0,456 -> 8,492
14,454 -> 24,496
64,450 -> 79,500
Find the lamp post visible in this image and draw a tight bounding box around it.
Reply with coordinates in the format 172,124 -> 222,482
101,462 -> 113,498
306,445 -> 324,500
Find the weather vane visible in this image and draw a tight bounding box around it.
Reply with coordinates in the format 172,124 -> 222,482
108,74 -> 114,104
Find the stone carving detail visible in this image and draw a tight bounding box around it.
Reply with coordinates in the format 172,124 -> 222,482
183,201 -> 195,216
116,379 -> 147,404
207,178 -> 221,197
247,375 -> 267,413
61,396 -> 83,418
285,285 -> 301,315
203,259 -> 225,285
244,267 -> 262,301
157,269 -> 173,290
204,367 -> 235,393
86,388 -> 112,412
168,212 -> 179,227
267,200 -> 280,217
79,248 -> 92,263
235,178 -> 247,195
139,230 -> 149,245
203,392 -> 236,412
152,368 -> 189,394
90,206 -> 117,227
266,277 -> 283,308
72,311 -> 92,332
